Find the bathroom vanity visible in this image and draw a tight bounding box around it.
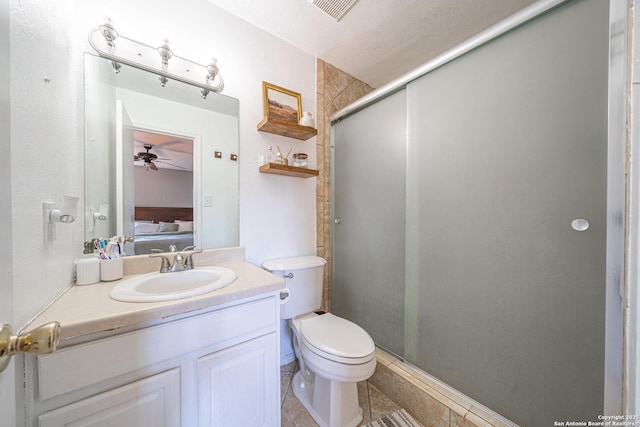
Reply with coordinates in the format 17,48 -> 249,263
20,248 -> 284,427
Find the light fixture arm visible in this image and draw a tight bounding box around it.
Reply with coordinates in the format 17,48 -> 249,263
88,23 -> 224,94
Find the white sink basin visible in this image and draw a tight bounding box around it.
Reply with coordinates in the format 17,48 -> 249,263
109,266 -> 237,302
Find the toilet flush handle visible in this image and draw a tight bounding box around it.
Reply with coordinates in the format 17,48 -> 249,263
283,272 -> 294,279
280,289 -> 291,304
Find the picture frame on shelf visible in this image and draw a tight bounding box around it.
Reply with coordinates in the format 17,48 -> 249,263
262,81 -> 302,125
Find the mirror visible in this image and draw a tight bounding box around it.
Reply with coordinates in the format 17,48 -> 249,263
84,53 -> 239,254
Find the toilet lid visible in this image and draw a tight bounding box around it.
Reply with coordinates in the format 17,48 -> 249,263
300,313 -> 375,361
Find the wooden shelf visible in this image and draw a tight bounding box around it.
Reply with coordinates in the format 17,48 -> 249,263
259,162 -> 320,178
257,117 -> 317,141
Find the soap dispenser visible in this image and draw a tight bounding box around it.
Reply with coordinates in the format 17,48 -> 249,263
76,242 -> 101,285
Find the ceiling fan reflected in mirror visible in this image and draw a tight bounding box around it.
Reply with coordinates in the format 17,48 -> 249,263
134,143 -> 187,172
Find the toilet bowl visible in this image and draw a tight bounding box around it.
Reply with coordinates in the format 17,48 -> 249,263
290,312 -> 376,427
294,312 -> 376,381
262,256 -> 376,427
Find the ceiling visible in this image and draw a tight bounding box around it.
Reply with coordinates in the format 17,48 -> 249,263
207,0 -> 539,88
134,130 -> 194,172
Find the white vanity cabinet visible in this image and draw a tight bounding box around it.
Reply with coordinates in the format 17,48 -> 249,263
23,294 -> 280,427
197,333 -> 277,425
38,368 -> 182,426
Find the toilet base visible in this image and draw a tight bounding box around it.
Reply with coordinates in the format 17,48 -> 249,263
291,370 -> 363,427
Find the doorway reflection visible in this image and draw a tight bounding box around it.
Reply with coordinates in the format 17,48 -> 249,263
132,129 -> 195,254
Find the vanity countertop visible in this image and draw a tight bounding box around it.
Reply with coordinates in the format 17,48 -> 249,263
29,248 -> 284,341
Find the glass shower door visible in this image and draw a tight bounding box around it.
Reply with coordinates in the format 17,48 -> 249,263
332,90 -> 407,357
331,0 -> 610,424
405,0 -> 608,424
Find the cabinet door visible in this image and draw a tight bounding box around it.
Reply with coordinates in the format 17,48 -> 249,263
198,333 -> 278,427
38,368 -> 180,427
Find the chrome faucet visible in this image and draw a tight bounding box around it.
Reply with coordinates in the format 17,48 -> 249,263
181,246 -> 201,269
171,251 -> 186,272
149,246 -> 202,273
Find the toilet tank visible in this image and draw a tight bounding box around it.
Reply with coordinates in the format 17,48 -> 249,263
262,256 -> 326,320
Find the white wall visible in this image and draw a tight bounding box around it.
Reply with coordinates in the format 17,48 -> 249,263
8,0 -> 317,328
134,168 -> 193,208
10,0 -> 83,328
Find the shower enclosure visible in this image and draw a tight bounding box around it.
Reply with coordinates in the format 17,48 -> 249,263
331,0 -> 622,425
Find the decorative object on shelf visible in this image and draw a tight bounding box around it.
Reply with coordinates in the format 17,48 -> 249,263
89,19 -> 224,98
275,145 -> 293,165
299,111 -> 316,128
273,145 -> 285,164
262,146 -> 276,164
257,82 -> 317,140
292,153 -> 308,168
262,81 -> 302,125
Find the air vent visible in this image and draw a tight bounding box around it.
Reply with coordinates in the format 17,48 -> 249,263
310,0 -> 359,21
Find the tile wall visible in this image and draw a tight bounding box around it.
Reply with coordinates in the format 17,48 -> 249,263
315,59 -> 374,310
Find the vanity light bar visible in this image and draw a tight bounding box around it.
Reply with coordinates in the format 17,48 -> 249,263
89,22 -> 224,97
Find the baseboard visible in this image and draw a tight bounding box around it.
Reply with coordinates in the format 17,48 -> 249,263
280,351 -> 296,366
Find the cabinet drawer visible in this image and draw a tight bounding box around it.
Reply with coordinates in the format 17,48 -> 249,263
39,368 -> 180,427
38,295 -> 277,401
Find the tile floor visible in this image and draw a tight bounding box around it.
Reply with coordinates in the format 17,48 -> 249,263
280,361 -> 408,427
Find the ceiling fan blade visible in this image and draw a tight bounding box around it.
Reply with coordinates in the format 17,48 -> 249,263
155,140 -> 184,147
134,155 -> 140,160
155,160 -> 187,170
149,162 -> 159,171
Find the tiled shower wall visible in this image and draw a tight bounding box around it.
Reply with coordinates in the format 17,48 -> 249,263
315,59 -> 374,310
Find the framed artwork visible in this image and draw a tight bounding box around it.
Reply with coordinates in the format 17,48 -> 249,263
262,81 -> 302,124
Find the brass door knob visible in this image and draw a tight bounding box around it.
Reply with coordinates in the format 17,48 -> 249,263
0,322 -> 61,373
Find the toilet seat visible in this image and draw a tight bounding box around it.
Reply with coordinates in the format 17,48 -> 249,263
298,313 -> 375,365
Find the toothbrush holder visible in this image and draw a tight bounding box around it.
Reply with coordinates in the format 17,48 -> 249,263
100,257 -> 124,281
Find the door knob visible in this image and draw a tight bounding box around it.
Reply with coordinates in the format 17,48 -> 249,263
0,321 -> 61,373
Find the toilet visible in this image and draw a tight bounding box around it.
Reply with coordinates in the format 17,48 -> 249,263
263,256 -> 376,427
